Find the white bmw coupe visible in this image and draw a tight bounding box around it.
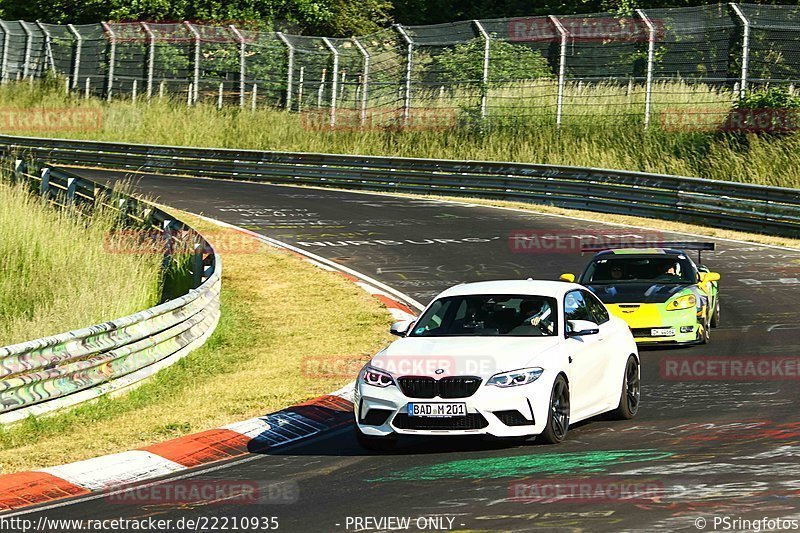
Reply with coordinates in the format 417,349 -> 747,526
354,280 -> 640,450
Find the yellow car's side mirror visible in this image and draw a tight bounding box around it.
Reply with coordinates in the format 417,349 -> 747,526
701,272 -> 721,283
560,273 -> 576,283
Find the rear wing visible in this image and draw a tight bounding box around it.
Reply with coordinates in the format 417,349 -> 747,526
581,242 -> 716,264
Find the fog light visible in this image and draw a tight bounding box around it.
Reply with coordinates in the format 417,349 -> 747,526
680,326 -> 694,333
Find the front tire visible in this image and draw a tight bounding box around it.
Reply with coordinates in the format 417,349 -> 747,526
710,297 -> 720,328
612,355 -> 640,420
538,375 -> 570,444
355,425 -> 397,452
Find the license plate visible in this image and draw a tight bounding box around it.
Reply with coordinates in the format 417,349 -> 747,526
651,328 -> 676,337
407,403 -> 466,418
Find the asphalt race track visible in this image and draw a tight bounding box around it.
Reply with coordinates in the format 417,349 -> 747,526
20,169 -> 800,532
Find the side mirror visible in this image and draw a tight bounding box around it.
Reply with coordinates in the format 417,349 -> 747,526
566,320 -> 600,337
701,271 -> 721,283
560,273 -> 576,283
390,320 -> 414,337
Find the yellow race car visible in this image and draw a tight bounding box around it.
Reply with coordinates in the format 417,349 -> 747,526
561,243 -> 720,345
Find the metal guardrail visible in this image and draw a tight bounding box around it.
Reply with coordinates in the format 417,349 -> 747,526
0,134 -> 798,238
0,158 -> 221,422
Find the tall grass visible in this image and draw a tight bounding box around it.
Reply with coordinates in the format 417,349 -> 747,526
0,181 -> 163,346
1,80 -> 798,188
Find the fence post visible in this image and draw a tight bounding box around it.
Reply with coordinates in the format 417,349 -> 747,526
298,66 -> 304,111
35,21 -> 56,75
66,176 -> 77,204
637,9 -> 656,130
730,3 -> 750,99
13,159 -> 24,184
19,21 -> 32,79
67,24 -> 82,89
473,20 -> 491,119
0,21 -> 9,84
352,37 -> 370,127
229,25 -> 246,108
395,24 -> 414,125
140,22 -> 155,99
322,38 -> 339,127
40,167 -> 51,198
184,22 -> 201,104
276,32 -> 294,111
101,22 -> 116,100
549,16 -> 568,128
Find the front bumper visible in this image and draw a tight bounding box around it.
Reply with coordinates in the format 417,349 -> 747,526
354,377 -> 553,438
606,304 -> 699,344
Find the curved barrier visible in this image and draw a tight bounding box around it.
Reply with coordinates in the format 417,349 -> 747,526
0,161 -> 221,423
0,134 -> 798,238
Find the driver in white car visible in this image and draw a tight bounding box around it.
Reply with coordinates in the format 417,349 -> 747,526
520,299 -> 554,334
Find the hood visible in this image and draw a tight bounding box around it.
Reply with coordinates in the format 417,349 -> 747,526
586,283 -> 692,304
371,336 -> 562,379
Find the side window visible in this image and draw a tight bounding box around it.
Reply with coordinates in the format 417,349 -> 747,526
563,290 -> 592,323
583,290 -> 610,324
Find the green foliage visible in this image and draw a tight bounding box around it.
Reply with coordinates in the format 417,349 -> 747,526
426,38 -> 551,86
735,87 -> 800,110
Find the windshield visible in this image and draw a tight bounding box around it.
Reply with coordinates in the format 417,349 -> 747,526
409,295 -> 559,337
582,255 -> 697,285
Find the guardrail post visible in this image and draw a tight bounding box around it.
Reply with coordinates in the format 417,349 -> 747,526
40,167 -> 51,198
730,3 -> 750,98
193,242 -> 203,288
637,9 -> 656,130
550,16 -> 568,129
140,22 -> 155,99
321,37 -> 338,127
184,21 -> 201,104
19,21 -> 32,79
101,22 -> 116,100
352,37 -> 370,126
67,24 -> 82,90
229,25 -> 246,108
0,21 -> 9,84
12,159 -> 24,184
66,176 -> 77,204
276,32 -> 294,111
473,20 -> 491,119
395,24 -> 414,125
35,21 -> 56,75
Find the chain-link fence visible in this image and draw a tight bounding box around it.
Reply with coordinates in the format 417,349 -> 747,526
2,4 -> 800,130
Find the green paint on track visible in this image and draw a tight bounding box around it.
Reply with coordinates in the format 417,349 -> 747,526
368,450 -> 673,482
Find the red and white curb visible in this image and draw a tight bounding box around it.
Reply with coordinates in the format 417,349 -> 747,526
0,218 -> 420,514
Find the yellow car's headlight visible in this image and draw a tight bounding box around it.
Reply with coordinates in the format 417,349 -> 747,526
667,294 -> 696,311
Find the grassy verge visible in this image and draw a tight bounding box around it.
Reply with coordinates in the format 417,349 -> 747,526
0,213 -> 392,474
1,81 -> 799,188
0,181 -> 163,347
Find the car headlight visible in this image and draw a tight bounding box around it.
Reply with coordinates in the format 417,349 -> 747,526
486,368 -> 544,388
667,294 -> 696,311
360,365 -> 395,388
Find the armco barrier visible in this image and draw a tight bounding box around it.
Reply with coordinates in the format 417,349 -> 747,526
0,160 -> 221,423
0,134 -> 798,238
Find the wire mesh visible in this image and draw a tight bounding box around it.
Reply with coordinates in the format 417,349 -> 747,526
3,4 -> 800,131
